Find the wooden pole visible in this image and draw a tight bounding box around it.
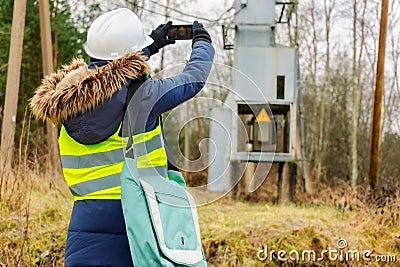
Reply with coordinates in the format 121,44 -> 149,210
369,0 -> 389,190
0,0 -> 27,175
39,0 -> 60,173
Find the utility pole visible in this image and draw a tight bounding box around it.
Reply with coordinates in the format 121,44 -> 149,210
39,0 -> 61,173
0,0 -> 27,175
369,0 -> 389,190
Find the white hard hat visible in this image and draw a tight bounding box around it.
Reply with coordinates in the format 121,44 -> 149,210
84,8 -> 154,60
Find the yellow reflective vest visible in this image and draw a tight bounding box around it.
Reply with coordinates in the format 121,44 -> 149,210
59,122 -> 168,201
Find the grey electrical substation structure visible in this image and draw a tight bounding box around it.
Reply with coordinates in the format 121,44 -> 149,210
208,0 -> 306,196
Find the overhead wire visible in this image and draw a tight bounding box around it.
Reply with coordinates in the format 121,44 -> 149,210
146,0 -> 240,26
112,1 -> 194,23
121,0 -> 247,27
147,0 -> 232,22
139,5 -> 193,23
206,5 -> 246,27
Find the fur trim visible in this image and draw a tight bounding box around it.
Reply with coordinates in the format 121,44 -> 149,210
30,52 -> 150,123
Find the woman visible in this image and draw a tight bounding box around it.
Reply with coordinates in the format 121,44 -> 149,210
30,8 -> 214,266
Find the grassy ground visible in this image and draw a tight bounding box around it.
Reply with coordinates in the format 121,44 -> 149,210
0,172 -> 399,266
200,202 -> 400,266
0,172 -> 72,266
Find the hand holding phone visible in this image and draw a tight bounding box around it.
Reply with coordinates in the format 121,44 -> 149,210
167,25 -> 193,40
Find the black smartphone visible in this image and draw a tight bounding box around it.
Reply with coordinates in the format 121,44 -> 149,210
167,25 -> 193,40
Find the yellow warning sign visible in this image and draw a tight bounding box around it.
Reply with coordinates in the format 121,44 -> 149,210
178,26 -> 185,31
255,108 -> 271,122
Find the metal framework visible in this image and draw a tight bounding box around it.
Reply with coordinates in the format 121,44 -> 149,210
209,0 -> 307,194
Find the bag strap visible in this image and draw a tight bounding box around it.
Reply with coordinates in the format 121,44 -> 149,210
124,76 -> 164,158
124,76 -> 178,171
124,76 -> 146,158
127,74 -> 147,104
161,117 -> 179,171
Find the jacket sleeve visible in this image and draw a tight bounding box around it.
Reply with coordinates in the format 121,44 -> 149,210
141,47 -> 151,58
144,41 -> 214,130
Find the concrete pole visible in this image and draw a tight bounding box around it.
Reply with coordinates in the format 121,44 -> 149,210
0,0 -> 27,175
369,0 -> 388,190
39,0 -> 60,173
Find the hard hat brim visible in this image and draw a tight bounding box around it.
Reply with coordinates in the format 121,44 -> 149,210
84,36 -> 154,60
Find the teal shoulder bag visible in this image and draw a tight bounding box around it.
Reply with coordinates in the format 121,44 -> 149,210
121,159 -> 207,266
120,78 -> 207,266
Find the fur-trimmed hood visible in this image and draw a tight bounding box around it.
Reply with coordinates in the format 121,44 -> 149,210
30,52 -> 150,123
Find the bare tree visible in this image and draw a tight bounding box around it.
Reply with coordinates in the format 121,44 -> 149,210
382,0 -> 400,134
350,0 -> 367,189
310,0 -> 319,169
160,0 -> 170,74
316,0 -> 335,181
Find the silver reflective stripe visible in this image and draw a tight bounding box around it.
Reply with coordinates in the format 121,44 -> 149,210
133,135 -> 163,157
61,148 -> 124,169
69,173 -> 121,196
140,179 -> 203,265
137,165 -> 168,178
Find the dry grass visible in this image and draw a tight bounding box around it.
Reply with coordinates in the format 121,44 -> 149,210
0,170 -> 72,267
0,170 -> 399,266
200,201 -> 400,266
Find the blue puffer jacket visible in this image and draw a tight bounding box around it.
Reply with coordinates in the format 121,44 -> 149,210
62,41 -> 214,267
